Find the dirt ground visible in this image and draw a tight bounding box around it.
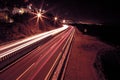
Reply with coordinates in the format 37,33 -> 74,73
64,28 -> 113,80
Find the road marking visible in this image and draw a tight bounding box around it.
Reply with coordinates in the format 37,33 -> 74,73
44,51 -> 62,80
16,63 -> 35,80
44,28 -> 74,80
51,28 -> 75,80
60,30 -> 75,80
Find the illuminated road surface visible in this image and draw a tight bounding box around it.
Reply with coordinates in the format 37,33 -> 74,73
0,25 -> 75,80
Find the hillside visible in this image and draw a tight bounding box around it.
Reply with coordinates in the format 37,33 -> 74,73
0,13 -> 61,43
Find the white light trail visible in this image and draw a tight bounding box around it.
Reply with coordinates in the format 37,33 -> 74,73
0,25 -> 69,59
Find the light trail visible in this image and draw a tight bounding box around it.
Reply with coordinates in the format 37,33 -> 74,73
0,25 -> 75,80
0,25 -> 69,60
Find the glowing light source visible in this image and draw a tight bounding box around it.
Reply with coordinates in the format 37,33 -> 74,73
54,17 -> 58,21
19,8 -> 24,14
62,19 -> 66,23
37,12 -> 42,18
63,24 -> 69,28
39,9 -> 42,12
30,9 -> 47,25
29,0 -> 49,25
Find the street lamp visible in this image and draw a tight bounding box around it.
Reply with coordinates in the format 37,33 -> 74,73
19,8 -> 24,14
54,17 -> 58,21
37,12 -> 42,18
62,19 -> 66,23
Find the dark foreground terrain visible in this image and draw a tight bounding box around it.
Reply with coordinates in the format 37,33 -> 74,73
64,24 -> 120,80
73,24 -> 120,47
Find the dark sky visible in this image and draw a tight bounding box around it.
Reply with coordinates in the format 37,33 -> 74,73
34,0 -> 120,24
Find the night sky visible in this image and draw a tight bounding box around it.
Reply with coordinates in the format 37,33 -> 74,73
33,0 -> 120,24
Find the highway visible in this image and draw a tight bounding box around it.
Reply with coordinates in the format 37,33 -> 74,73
0,25 -> 75,80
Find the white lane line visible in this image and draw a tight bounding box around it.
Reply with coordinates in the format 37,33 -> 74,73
44,27 -> 73,80
16,63 -> 35,80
